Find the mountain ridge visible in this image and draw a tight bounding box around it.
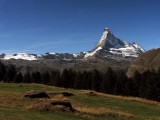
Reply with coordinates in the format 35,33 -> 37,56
0,28 -> 145,61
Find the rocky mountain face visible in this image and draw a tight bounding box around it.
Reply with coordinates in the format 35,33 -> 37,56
42,52 -> 85,60
127,48 -> 160,77
84,28 -> 145,59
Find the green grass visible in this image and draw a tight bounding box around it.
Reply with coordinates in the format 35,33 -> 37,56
0,82 -> 160,120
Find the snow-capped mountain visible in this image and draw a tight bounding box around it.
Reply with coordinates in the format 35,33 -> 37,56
1,53 -> 38,61
0,28 -> 145,61
84,28 -> 145,59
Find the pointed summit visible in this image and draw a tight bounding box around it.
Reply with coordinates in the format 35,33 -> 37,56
104,27 -> 111,32
94,27 -> 120,50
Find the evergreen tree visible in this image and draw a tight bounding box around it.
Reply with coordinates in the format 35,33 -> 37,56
31,72 -> 42,84
124,78 -> 133,96
82,70 -> 90,89
0,61 -> 6,81
42,72 -> 50,84
102,67 -> 116,94
91,69 -> 102,92
132,71 -> 141,96
4,64 -> 16,82
50,70 -> 61,86
75,70 -> 91,89
67,68 -> 76,88
23,72 -> 31,83
14,73 -> 23,83
145,70 -> 157,100
114,71 -> 127,95
139,71 -> 149,98
61,68 -> 74,88
155,68 -> 160,101
74,71 -> 83,89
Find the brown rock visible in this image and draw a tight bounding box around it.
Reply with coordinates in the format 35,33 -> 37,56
24,90 -> 49,98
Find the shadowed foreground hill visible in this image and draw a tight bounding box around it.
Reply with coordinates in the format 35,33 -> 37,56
127,48 -> 160,77
0,83 -> 160,120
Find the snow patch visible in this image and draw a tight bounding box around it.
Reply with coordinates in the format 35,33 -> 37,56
73,54 -> 79,57
4,53 -> 38,61
84,47 -> 102,58
48,52 -> 56,55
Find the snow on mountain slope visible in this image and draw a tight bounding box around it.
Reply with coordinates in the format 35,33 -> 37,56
3,53 -> 38,61
84,28 -> 145,59
84,47 -> 102,58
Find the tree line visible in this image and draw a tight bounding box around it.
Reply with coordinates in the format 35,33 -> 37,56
0,61 -> 160,101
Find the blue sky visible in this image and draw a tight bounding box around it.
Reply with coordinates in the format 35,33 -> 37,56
0,0 -> 160,54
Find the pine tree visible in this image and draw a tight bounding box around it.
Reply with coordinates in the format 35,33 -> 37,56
132,71 -> 141,96
67,68 -> 76,88
0,61 -> 6,81
14,73 -> 23,83
91,69 -> 102,92
155,68 -> 160,101
74,71 -> 83,89
61,69 -> 73,88
82,70 -> 90,89
139,71 -> 149,98
102,67 -> 116,94
114,71 -> 127,95
31,72 -> 42,84
145,70 -> 157,100
23,72 -> 31,83
42,72 -> 50,85
4,64 -> 16,82
124,78 -> 133,96
50,70 -> 61,86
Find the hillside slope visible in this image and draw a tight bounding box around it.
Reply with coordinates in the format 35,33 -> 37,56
127,48 -> 160,77
0,83 -> 160,120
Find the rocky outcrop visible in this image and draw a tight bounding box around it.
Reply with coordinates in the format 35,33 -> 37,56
24,91 -> 49,98
30,100 -> 74,112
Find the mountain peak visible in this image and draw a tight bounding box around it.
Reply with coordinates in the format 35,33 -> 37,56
84,28 -> 145,59
94,27 -> 115,50
104,27 -> 111,32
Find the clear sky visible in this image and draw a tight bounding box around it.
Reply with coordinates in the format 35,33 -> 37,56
0,0 -> 160,54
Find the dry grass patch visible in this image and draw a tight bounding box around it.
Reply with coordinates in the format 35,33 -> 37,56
50,94 -> 68,101
81,90 -> 160,106
74,105 -> 135,119
0,91 -> 30,108
100,93 -> 160,107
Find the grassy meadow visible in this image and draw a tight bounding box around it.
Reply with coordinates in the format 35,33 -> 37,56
0,82 -> 160,120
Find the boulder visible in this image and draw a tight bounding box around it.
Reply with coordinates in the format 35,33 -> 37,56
50,100 -> 74,112
24,91 -> 49,98
86,91 -> 97,96
30,100 -> 74,112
